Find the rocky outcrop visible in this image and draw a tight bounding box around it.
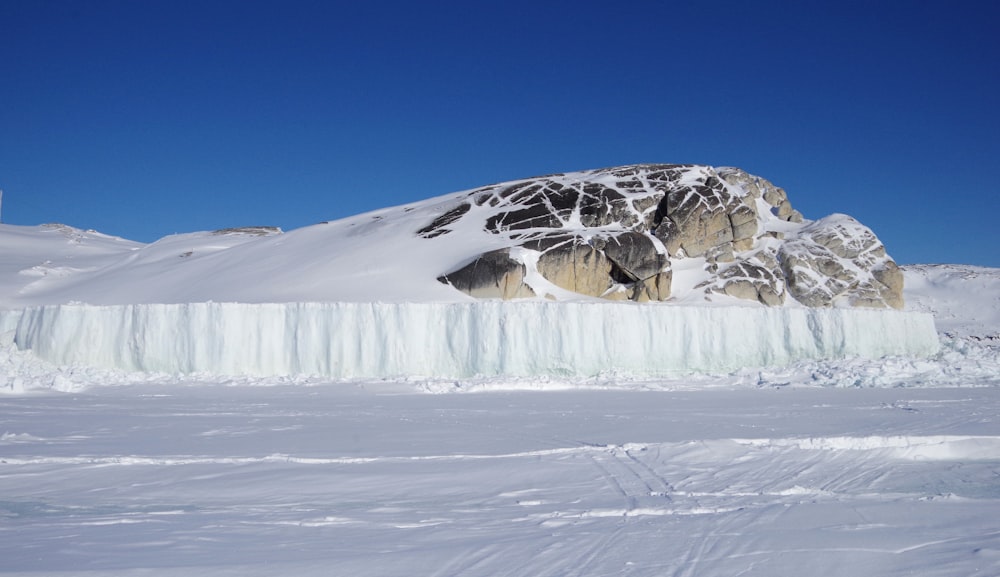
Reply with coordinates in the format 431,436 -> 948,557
426,164 -> 903,308
700,249 -> 786,306
779,215 -> 903,309
211,226 -> 282,237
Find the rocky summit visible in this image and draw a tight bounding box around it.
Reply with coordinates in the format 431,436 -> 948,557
424,164 -> 903,309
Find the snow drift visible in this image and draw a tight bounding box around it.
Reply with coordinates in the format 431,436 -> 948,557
2,302 -> 938,379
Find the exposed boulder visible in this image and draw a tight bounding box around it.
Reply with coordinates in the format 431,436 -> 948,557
633,269 -> 673,302
600,231 -> 668,282
729,204 -> 759,250
717,167 -> 804,224
437,249 -> 535,299
873,262 -> 904,309
521,233 -> 672,302
534,237 -> 614,297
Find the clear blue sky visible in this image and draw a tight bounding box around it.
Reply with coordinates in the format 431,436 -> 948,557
2,0 -> 998,266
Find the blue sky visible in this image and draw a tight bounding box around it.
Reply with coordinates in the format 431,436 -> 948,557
2,0 -> 998,266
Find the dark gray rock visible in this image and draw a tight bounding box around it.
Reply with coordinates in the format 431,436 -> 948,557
602,232 -> 668,282
417,203 -> 471,238
438,249 -> 535,299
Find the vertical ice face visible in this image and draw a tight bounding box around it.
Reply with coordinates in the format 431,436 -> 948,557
4,302 -> 939,379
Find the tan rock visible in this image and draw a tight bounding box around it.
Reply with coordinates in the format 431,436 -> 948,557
536,238 -> 613,297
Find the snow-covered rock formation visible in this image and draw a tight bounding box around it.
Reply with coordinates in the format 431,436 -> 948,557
430,164 -> 902,308
0,164 -> 901,310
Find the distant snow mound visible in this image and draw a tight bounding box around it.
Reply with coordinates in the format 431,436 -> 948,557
429,164 -> 903,308
903,264 -> 1000,340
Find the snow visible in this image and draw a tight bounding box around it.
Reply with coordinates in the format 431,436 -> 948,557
0,170 -> 998,575
903,264 -> 1000,339
1,385 -> 999,576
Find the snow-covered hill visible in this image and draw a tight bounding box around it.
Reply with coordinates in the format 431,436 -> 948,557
0,164 -> 902,308
3,164 -> 998,381
903,264 -> 1000,340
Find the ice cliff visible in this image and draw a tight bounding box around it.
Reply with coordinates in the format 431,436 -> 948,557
1,303 -> 938,379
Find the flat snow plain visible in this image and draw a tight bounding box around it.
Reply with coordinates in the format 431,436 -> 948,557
2,383 -> 999,576
1,265 -> 999,576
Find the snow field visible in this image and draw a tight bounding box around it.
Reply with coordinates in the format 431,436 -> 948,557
3,302 -> 939,379
1,385 -> 998,576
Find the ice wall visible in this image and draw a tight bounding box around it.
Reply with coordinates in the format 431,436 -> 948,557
2,302 -> 939,379
0,311 -> 19,337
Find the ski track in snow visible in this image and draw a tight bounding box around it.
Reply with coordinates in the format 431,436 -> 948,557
1,386 -> 999,576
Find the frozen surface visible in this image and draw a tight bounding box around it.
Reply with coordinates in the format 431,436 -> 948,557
1,384 -> 998,577
3,302 -> 938,379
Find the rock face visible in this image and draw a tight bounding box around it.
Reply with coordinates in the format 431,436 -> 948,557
778,215 -> 904,309
426,164 -> 903,309
438,249 -> 535,299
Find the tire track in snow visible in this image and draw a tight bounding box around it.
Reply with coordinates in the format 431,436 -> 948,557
624,444 -> 677,498
672,506 -> 746,577
587,444 -> 675,514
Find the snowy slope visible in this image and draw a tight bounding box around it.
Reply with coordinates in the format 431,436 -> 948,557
903,264 -> 1000,339
0,201 -> 491,307
0,164 -> 897,308
0,223 -> 143,307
